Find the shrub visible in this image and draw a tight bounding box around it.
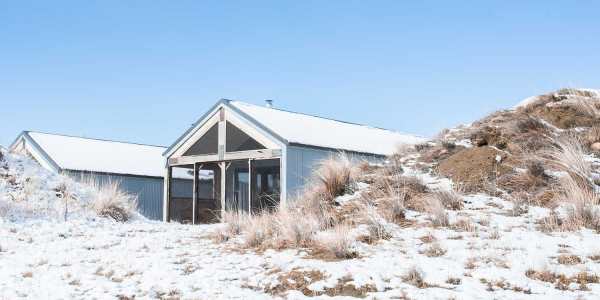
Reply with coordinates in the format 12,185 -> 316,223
402,267 -> 427,288
357,203 -> 392,242
314,224 -> 358,259
559,176 -> 600,231
90,180 -> 138,222
315,154 -> 357,202
274,208 -> 320,248
515,116 -> 548,134
586,126 -> 600,146
541,135 -> 591,185
422,243 -> 447,257
432,189 -> 464,211
423,196 -> 449,227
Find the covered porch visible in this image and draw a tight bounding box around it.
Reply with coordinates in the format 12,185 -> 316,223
163,105 -> 285,224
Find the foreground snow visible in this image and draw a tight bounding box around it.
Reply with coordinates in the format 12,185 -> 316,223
2,194 -> 600,300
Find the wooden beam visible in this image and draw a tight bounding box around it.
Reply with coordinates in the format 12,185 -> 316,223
224,149 -> 282,161
168,149 -> 282,166
169,154 -> 219,166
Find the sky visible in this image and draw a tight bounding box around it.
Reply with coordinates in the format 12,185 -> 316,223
1,1 -> 599,148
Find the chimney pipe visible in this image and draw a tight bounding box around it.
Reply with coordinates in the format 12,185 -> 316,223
265,100 -> 274,108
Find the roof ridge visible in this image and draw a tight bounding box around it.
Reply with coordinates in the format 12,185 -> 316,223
26,131 -> 167,149
229,100 -> 422,137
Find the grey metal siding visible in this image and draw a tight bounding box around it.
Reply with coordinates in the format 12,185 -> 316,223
66,171 -> 164,220
285,145 -> 384,200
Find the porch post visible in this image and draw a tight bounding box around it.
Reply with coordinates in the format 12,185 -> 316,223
192,163 -> 198,225
163,166 -> 172,222
219,162 -> 226,218
248,159 -> 252,215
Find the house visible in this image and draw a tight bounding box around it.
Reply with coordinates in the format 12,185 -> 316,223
9,131 -> 168,220
163,100 -> 424,224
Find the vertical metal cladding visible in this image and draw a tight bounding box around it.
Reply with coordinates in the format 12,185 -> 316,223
67,171 -> 165,220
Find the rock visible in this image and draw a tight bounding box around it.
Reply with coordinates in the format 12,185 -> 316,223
591,142 -> 600,152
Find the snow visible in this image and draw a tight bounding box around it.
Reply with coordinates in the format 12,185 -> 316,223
230,101 -> 426,156
4,137 -> 600,299
26,132 -> 168,178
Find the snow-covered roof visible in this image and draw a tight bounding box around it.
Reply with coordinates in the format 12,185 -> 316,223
229,101 -> 425,156
23,132 -> 167,178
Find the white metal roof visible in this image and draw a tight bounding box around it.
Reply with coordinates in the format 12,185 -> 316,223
26,132 -> 167,178
230,101 -> 425,156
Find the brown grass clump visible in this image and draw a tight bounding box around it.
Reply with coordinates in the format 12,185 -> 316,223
313,225 -> 359,260
432,189 -> 464,210
526,269 -> 600,291
451,218 -> 476,232
421,243 -> 447,257
90,180 -> 138,222
314,154 -> 358,202
265,269 -> 326,297
541,135 -> 592,185
558,176 -> 600,231
422,195 -> 449,227
266,271 -> 376,298
557,254 -> 582,265
402,267 -> 428,288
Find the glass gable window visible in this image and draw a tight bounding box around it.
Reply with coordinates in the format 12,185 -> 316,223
183,123 -> 219,156
226,122 -> 265,152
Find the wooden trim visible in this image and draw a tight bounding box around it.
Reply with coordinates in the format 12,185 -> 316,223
168,149 -> 282,166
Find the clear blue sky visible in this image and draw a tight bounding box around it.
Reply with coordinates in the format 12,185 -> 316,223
1,1 -> 599,147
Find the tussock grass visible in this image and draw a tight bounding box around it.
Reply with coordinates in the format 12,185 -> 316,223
541,135 -> 591,185
559,176 -> 600,231
87,180 -> 138,222
314,154 -> 358,202
314,224 -> 358,259
422,194 -> 450,227
402,267 -> 427,288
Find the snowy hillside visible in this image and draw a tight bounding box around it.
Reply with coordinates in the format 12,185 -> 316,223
3,88 -> 600,300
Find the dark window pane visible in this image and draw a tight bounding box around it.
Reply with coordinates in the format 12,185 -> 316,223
183,123 -> 219,156
226,122 -> 265,152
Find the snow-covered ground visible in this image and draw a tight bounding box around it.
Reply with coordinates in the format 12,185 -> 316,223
2,194 -> 600,299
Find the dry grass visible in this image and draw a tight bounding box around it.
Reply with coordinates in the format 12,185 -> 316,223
314,154 -> 358,202
88,180 -> 138,222
558,176 -> 600,231
433,189 -> 464,211
422,195 -> 449,227
541,135 -> 592,185
526,269 -> 600,291
402,267 -> 428,288
314,224 -> 358,260
357,203 -> 392,243
451,218 -> 476,232
557,254 -> 582,265
421,243 -> 447,257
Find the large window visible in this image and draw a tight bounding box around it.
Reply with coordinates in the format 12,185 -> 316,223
226,122 -> 265,152
183,123 -> 219,156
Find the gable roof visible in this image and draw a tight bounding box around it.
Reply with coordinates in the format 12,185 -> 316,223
15,131 -> 167,178
165,100 -> 425,157
228,101 -> 425,156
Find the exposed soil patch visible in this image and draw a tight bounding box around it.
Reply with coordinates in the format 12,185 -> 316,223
437,147 -> 514,193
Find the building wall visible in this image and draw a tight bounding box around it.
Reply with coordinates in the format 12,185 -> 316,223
66,170 -> 165,221
285,145 -> 384,200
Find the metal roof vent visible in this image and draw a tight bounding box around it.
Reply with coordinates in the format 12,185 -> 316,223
265,99 -> 274,108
